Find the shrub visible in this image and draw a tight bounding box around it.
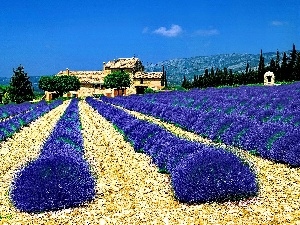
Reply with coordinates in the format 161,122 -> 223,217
171,147 -> 258,203
92,93 -> 104,98
10,153 -> 95,213
155,140 -> 200,173
87,97 -> 259,203
126,122 -> 162,151
270,132 -> 300,166
144,87 -> 156,93
10,98 -> 96,213
142,131 -> 178,158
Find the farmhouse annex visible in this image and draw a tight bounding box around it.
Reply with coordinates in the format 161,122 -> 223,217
45,57 -> 166,100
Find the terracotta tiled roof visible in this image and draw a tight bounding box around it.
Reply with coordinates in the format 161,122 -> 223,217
134,71 -> 163,79
80,78 -> 104,84
57,70 -> 105,84
104,57 -> 140,69
58,70 -> 104,76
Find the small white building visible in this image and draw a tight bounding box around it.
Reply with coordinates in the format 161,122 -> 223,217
264,71 -> 275,86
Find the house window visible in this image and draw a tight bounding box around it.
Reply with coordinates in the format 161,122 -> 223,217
94,84 -> 101,89
140,78 -> 143,84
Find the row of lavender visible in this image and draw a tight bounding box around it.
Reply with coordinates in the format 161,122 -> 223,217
10,99 -> 96,213
0,102 -> 33,120
146,82 -> 300,111
0,100 -> 63,141
100,84 -> 300,167
143,82 -> 300,125
86,97 -> 258,203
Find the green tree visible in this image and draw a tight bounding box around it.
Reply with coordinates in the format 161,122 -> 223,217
38,76 -> 55,92
161,67 -> 167,87
0,84 -> 9,94
258,49 -> 265,82
103,70 -> 132,94
245,62 -> 250,74
0,85 -> 9,104
294,52 -> 300,81
9,65 -> 34,103
182,75 -> 192,89
281,52 -> 289,81
38,75 -> 80,97
275,50 -> 281,81
268,58 -> 276,73
228,69 -> 234,86
53,75 -> 80,97
289,44 -> 298,81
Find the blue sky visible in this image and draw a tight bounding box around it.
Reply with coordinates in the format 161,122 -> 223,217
0,0 -> 299,77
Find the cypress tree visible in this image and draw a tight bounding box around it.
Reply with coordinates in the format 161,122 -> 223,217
275,50 -> 281,82
203,69 -> 209,88
269,59 -> 276,73
182,75 -> 187,89
223,67 -> 228,86
164,70 -> 168,88
281,52 -> 289,81
210,67 -> 215,76
182,75 -> 191,89
245,62 -> 250,74
294,52 -> 300,81
9,65 -> 34,104
204,69 -> 209,77
289,44 -> 297,81
258,49 -> 265,83
228,69 -> 233,86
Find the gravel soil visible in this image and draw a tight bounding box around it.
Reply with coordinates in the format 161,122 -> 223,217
0,100 -> 300,224
0,100 -> 70,224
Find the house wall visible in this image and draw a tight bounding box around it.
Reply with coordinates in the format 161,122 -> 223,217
72,78 -> 164,97
133,78 -> 163,90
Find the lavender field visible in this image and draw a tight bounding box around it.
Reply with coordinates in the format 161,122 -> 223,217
0,83 -> 300,224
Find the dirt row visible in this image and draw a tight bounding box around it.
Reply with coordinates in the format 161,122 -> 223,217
0,100 -> 299,224
0,101 -> 70,224
120,105 -> 300,224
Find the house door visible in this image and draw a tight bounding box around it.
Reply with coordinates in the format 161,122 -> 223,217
114,88 -> 126,97
136,86 -> 146,94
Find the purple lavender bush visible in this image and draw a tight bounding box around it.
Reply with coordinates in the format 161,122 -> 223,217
10,152 -> 95,213
87,97 -> 258,203
100,82 -> 300,167
0,100 -> 62,141
10,99 -> 96,213
0,102 -> 32,120
171,148 -> 258,203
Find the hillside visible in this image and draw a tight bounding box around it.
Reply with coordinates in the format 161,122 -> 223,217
144,52 -> 287,86
0,76 -> 43,93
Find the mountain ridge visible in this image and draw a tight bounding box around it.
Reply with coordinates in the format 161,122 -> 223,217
144,51 -> 290,85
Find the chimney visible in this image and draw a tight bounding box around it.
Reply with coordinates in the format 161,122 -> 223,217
66,68 -> 70,76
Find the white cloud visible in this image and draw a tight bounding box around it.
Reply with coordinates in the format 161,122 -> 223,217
142,27 -> 149,34
271,21 -> 287,26
195,29 -> 220,36
153,24 -> 182,37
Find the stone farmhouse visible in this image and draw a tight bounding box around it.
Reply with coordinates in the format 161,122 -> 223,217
45,57 -> 166,100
